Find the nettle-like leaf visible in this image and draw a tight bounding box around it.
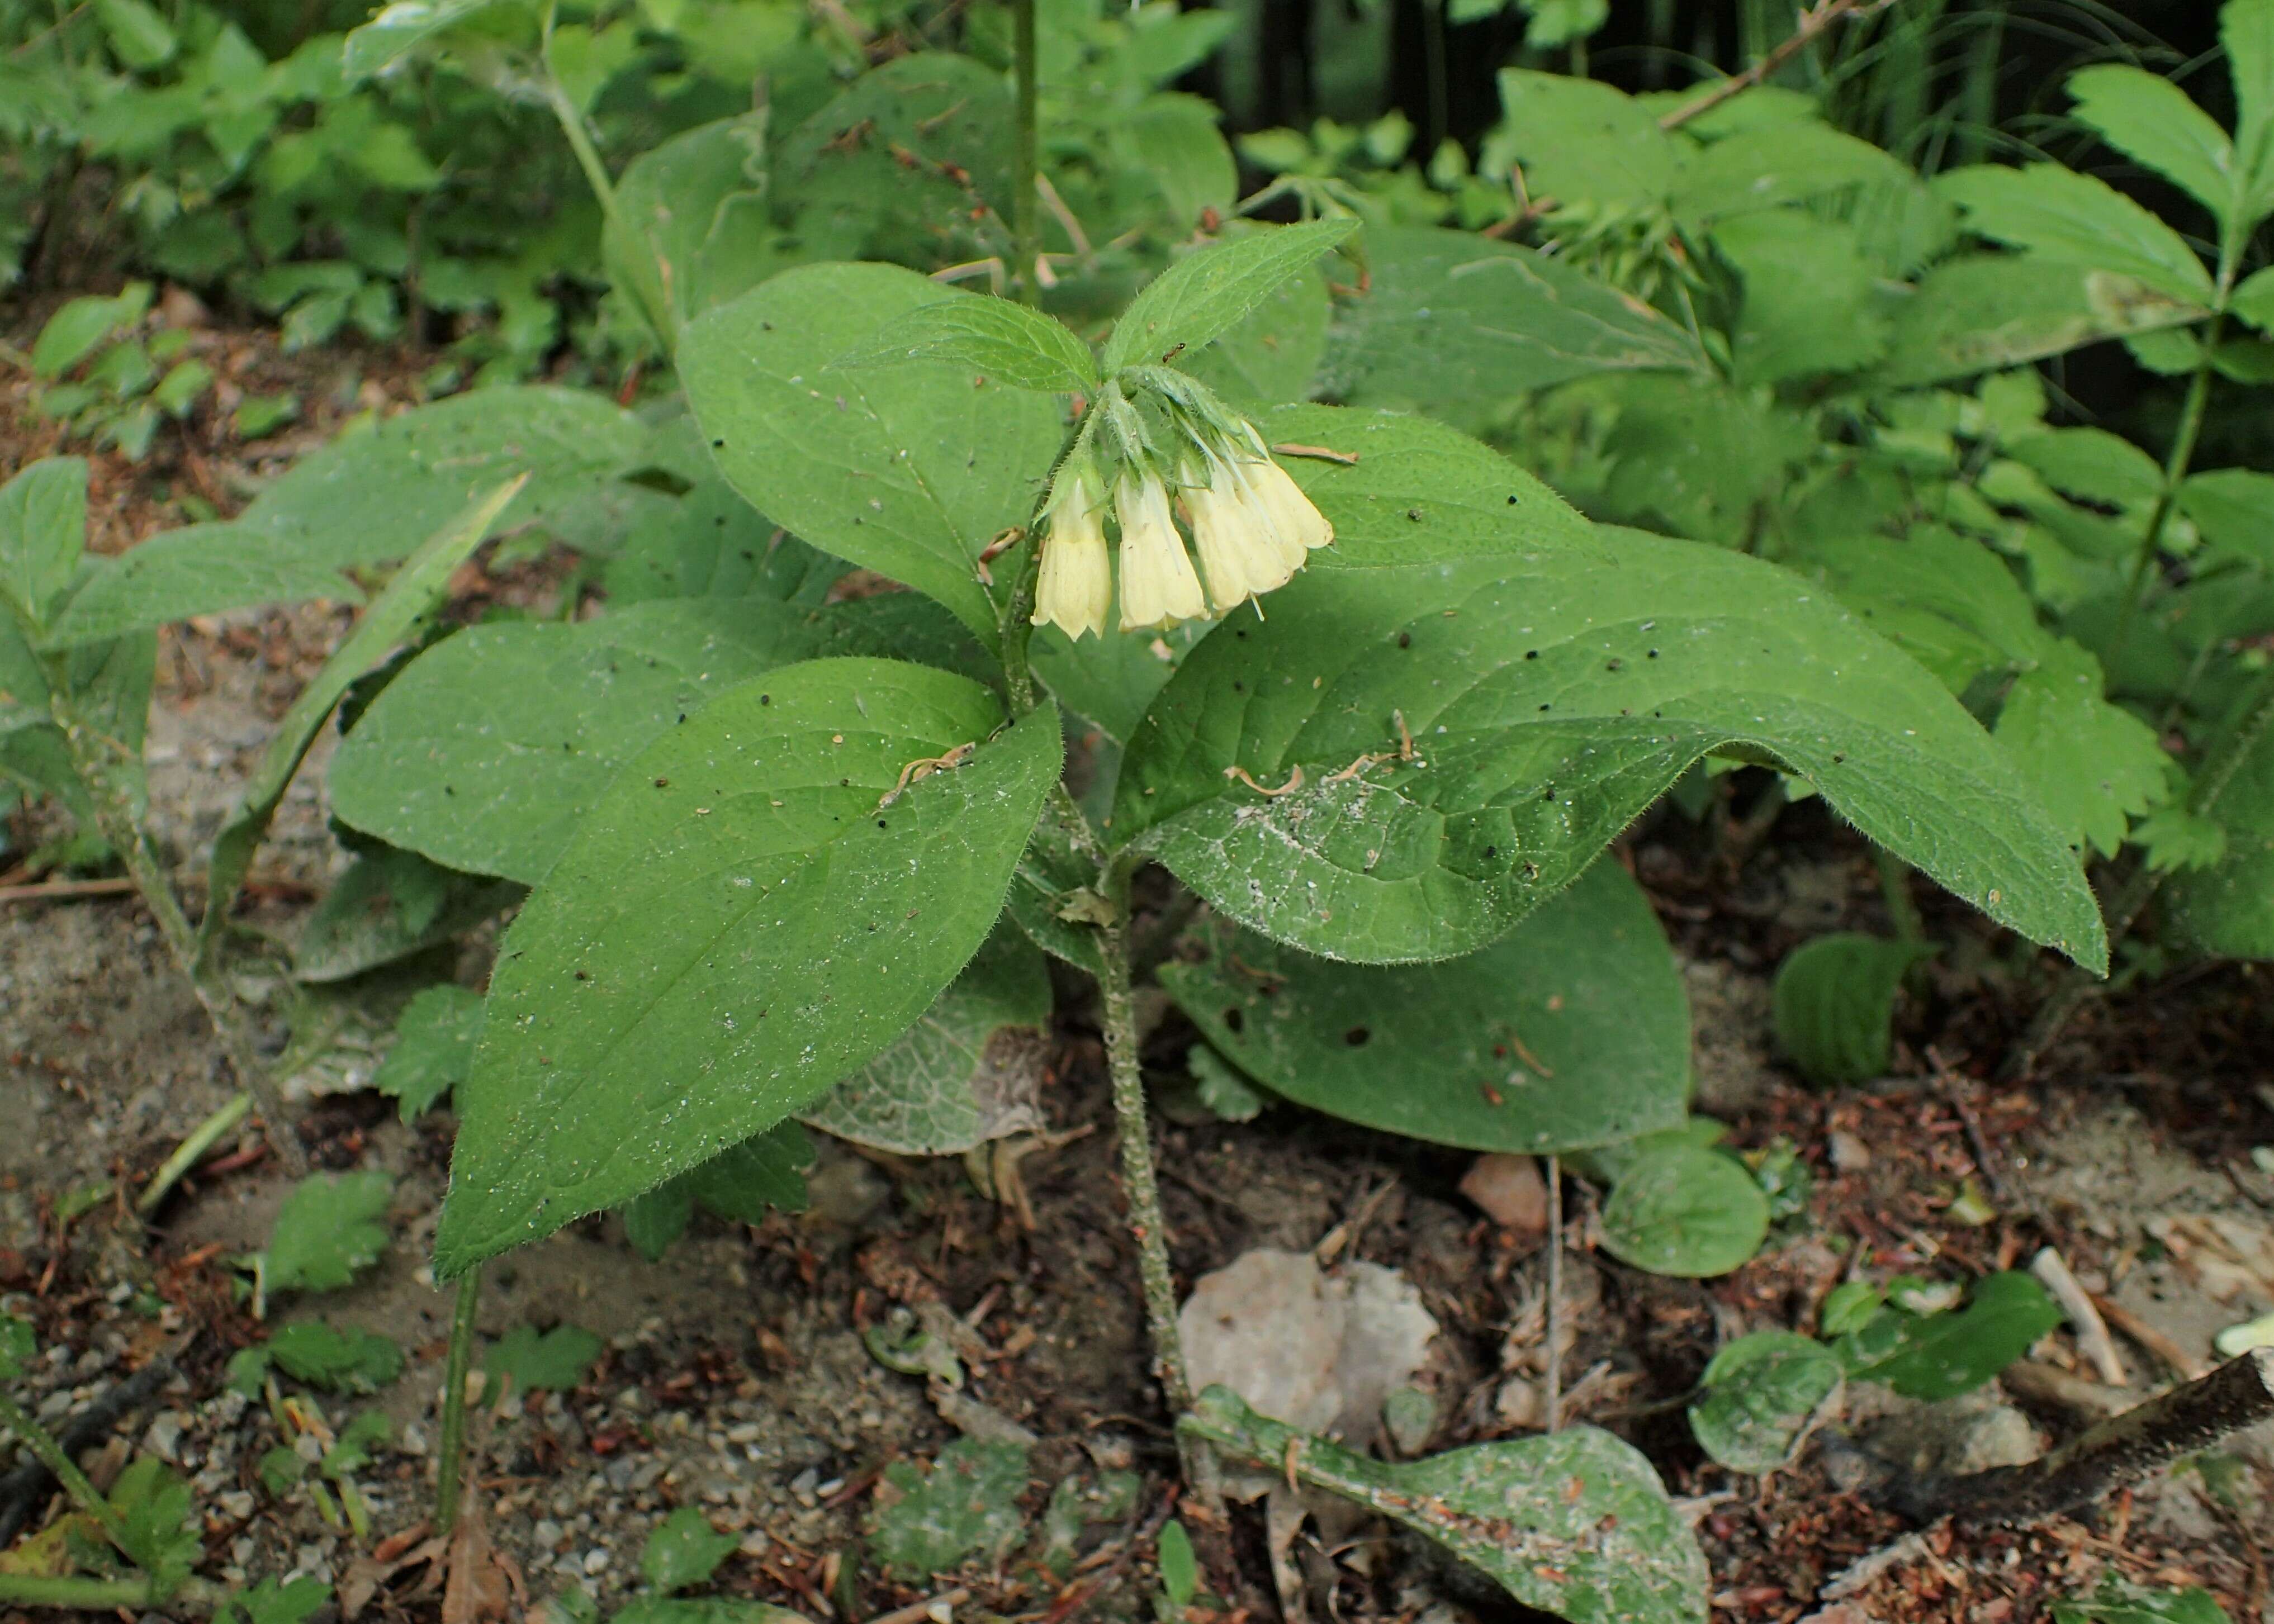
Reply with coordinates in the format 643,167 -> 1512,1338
1932,164 -> 2211,305
2165,718 -> 2274,960
840,294 -> 1099,395
1112,405 -> 2106,971
1159,861 -> 1688,1154
681,263 -> 1064,645
1181,1386 -> 1708,1624
802,927 -> 1050,1156
1992,643 -> 2174,859
1773,933 -> 1937,1088
1322,226 -> 1705,431
622,1122 -> 814,1261
2067,64 -> 2240,229
371,984 -> 485,1123
433,659 -> 1059,1274
484,1323 -> 603,1394
1100,219 -> 1358,374
1488,69 -> 1676,212
264,1171 -> 395,1295
0,457 -> 88,631
329,596 -> 979,884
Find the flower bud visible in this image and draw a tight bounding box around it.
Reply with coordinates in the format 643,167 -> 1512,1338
1182,456 -> 1300,615
1031,469 -> 1111,640
1115,471 -> 1205,630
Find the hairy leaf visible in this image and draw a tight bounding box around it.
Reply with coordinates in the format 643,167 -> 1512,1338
371,984 -> 485,1123
840,293 -> 1098,393
265,1170 -> 394,1295
1773,933 -> 1936,1087
1599,1143 -> 1769,1278
1934,164 -> 2211,303
1102,219 -> 1358,373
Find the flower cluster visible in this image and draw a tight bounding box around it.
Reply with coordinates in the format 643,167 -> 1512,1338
1030,435 -> 1335,640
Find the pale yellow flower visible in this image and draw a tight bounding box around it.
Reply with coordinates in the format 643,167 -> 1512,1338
1031,469 -> 1111,640
1115,471 -> 1205,630
1182,456 -> 1301,615
1239,454 -> 1334,559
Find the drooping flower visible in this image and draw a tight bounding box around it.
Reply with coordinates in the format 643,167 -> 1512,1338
1115,470 -> 1205,630
1031,467 -> 1111,640
1181,455 -> 1301,615
1237,452 -> 1335,558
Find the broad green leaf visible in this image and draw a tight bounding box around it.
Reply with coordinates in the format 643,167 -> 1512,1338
1181,1387 -> 1707,1624
1992,642 -> 2173,858
1837,1271 -> 2060,1399
2179,468 -> 2274,567
838,292 -> 1098,393
1772,933 -> 1937,1087
342,0 -> 525,78
1688,1331 -> 1843,1473
483,1323 -> 603,1394
370,984 -> 485,1122
645,1508 -> 740,1595
204,479 -> 523,937
803,928 -> 1050,1155
1787,525 -> 2047,695
1875,257 -> 2209,388
94,0 -> 177,67
31,285 -> 150,378
870,1439 -> 1032,1580
1933,164 -> 2211,303
2230,0 -> 2274,224
1114,405 -> 2105,971
1673,121 -> 1916,223
1178,262 -> 1328,408
2054,1579 -> 2234,1624
1599,1143 -> 1769,1278
433,661 -> 1059,1273
264,1170 -> 394,1295
294,849 -> 520,983
681,263 -> 1064,644
1713,212 -> 1888,383
1101,219 -> 1358,373
603,113 -> 790,340
1487,70 -> 1676,212
263,1322 -> 405,1392
44,524 -> 365,648
2067,65 -> 2240,225
328,595 -> 979,884
0,457 -> 86,630
1158,862 -> 1689,1154
2005,428 -> 2166,508
1322,227 -> 1704,431
1122,93 -> 1237,233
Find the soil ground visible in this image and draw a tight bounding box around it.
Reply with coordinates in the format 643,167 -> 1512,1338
6,315 -> 2274,1624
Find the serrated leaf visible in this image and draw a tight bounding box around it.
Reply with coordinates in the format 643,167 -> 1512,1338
2004,428 -> 2166,508
839,295 -> 1098,394
645,1507 -> 741,1595
626,1123 -> 813,1259
1878,258 -> 2210,386
1837,1271 -> 2060,1399
217,1575 -> 332,1624
2067,64 -> 2240,225
1673,121 -> 1916,224
1112,404 -> 2105,972
1599,1143 -> 1768,1278
1933,164 -> 2211,303
1773,933 -> 1937,1087
1321,227 -> 1704,431
682,263 -> 1063,645
1688,1331 -> 1843,1473
0,457 -> 86,630
107,1456 -> 198,1594
803,928 -> 1049,1155
2164,719 -> 2274,959
1992,643 -> 2173,858
1181,1386 -> 1707,1624
2178,468 -> 2274,567
371,984 -> 485,1122
433,661 -> 1059,1273
264,1322 -> 405,1392
2229,0 -> 2274,225
1714,212 -> 1889,383
1158,861 -> 1688,1154
328,596 -> 979,884
265,1170 -> 394,1295
482,1323 -> 603,1394
1487,69 -> 1675,212
1101,219 -> 1357,374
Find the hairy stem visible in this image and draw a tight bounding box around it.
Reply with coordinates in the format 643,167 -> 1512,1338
1875,847 -> 1926,943
435,1266 -> 482,1531
2114,317 -> 2222,657
1011,0 -> 1040,304
0,1390 -> 131,1552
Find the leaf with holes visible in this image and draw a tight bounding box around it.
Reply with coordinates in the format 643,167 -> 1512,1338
1112,404 -> 2105,971
1158,861 -> 1687,1154
433,660 -> 1059,1274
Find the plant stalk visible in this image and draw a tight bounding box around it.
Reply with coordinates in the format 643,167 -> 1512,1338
0,1574 -> 221,1611
1875,847 -> 1926,943
435,1265 -> 482,1531
0,1390 -> 131,1552
1011,0 -> 1040,305
2114,316 -> 2222,657
136,1090 -> 252,1214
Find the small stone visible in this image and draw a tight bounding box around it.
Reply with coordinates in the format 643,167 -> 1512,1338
217,1490 -> 256,1521
615,1386 -> 650,1415
144,1412 -> 188,1462
1459,1154 -> 1548,1237
1828,1131 -> 1871,1172
399,1422 -> 428,1457
582,1549 -> 610,1576
1495,1376 -> 1541,1428
534,1519 -> 564,1549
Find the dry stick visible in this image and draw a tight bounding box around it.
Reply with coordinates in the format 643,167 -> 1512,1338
2031,1247 -> 2128,1388
1543,1154 -> 1563,1433
862,1588 -> 971,1624
2091,1291 -> 2207,1383
1888,1348 -> 2274,1527
1657,0 -> 1899,131
0,876 -> 137,904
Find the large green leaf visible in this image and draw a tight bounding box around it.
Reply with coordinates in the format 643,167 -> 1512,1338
1599,1143 -> 1769,1278
432,660 -> 1059,1272
604,113 -> 792,340
1672,121 -> 1917,224
1158,861 -> 1688,1153
1181,1388 -> 1707,1624
680,263 -> 1064,644
802,928 -> 1050,1155
2164,715 -> 2274,960
1101,220 -> 1357,373
1112,405 -> 2106,971
1322,226 -> 1704,429
840,293 -> 1098,395
1933,164 -> 2211,304
328,595 -> 978,884
1179,262 -> 1329,407
1714,212 -> 1888,383
0,457 -> 87,631
2067,65 -> 2240,227
1873,257 -> 2209,390
1487,69 -> 1676,212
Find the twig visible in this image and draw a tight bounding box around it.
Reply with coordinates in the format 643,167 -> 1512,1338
2091,1291 -> 2207,1382
1544,1155 -> 1563,1433
1658,0 -> 1899,131
0,1348 -> 182,1545
0,876 -> 137,904
2031,1248 -> 2128,1388
863,1588 -> 970,1624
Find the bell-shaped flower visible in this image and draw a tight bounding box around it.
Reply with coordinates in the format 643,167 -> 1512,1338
1031,468 -> 1111,640
1182,455 -> 1301,615
1115,470 -> 1205,630
1236,453 -> 1335,559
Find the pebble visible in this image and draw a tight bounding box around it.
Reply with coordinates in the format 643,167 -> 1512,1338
1828,1131 -> 1871,1172
145,1412 -> 187,1461
582,1549 -> 611,1576
534,1519 -> 565,1549
218,1490 -> 257,1521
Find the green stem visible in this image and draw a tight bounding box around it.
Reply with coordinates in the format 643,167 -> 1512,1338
0,1574 -> 220,1611
2114,316 -> 2222,657
1876,847 -> 1926,943
39,671 -> 305,1177
537,10 -> 672,355
435,1265 -> 482,1531
136,1090 -> 252,1214
0,1390 -> 132,1551
1011,0 -> 1040,305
